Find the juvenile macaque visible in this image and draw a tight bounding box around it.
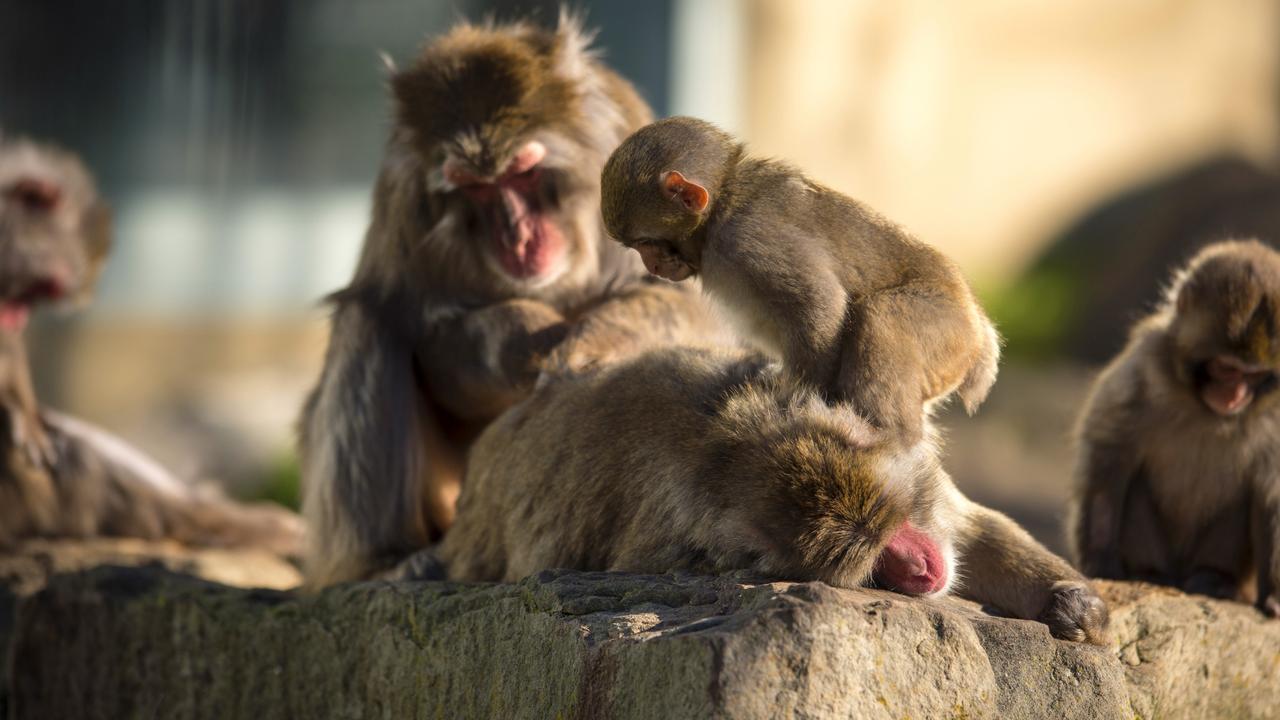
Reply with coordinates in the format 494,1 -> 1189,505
299,16 -> 721,586
435,346 -> 1108,644
600,117 -> 1000,444
1071,239 -> 1280,617
0,136 -> 302,555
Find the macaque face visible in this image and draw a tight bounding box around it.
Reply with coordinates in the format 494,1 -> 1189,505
1172,264 -> 1280,418
1191,354 -> 1278,416
872,521 -> 952,597
439,138 -> 572,285
0,142 -> 108,331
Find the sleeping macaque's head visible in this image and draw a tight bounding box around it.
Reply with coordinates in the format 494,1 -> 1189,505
601,116 -> 741,282
0,137 -> 110,332
1167,239 -> 1280,418
392,15 -> 645,290
739,409 -> 955,597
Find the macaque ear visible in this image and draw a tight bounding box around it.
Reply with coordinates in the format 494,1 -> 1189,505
661,170 -> 710,214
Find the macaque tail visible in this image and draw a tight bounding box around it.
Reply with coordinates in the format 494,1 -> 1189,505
958,321 -> 1001,415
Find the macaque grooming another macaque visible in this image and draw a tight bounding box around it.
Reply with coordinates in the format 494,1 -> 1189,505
1071,239 -> 1280,617
299,16 -> 721,586
435,346 -> 1108,644
0,136 -> 302,555
600,117 -> 1000,444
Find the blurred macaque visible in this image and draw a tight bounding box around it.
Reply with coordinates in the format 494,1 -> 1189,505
1071,239 -> 1280,617
299,16 -> 720,587
0,136 -> 302,555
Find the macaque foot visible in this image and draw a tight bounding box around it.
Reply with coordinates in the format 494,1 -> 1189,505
1257,594 -> 1279,619
377,547 -> 447,582
1037,581 -> 1110,645
1182,569 -> 1241,601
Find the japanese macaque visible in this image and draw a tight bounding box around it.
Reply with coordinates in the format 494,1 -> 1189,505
299,17 -> 721,586
0,136 -> 302,555
432,346 -> 1107,644
1071,239 -> 1280,617
600,117 -> 1000,445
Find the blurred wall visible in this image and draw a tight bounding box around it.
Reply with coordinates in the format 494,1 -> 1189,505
735,0 -> 1280,286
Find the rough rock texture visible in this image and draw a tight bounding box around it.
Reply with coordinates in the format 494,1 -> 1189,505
9,567 -> 1279,719
1,539 -> 300,718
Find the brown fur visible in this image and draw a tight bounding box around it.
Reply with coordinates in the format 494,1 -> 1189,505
434,346 -> 1107,644
1070,239 -> 1280,617
600,117 -> 1000,445
0,137 -> 302,556
299,16 -> 723,587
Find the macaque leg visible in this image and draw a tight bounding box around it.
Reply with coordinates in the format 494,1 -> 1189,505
1252,481 -> 1280,617
1114,478 -> 1174,583
545,280 -> 720,374
420,298 -> 569,421
1071,440 -> 1142,579
838,288 -> 976,442
1181,498 -> 1250,600
953,495 -> 1109,644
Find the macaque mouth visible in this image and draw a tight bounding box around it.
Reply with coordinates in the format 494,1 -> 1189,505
444,141 -> 565,281
871,522 -> 949,596
1196,355 -> 1277,416
632,240 -> 695,282
0,277 -> 66,332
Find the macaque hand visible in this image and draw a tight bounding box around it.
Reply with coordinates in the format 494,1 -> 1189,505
1038,580 -> 1110,645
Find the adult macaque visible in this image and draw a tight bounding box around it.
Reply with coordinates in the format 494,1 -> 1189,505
600,117 -> 1000,445
299,17 -> 720,586
0,136 -> 302,555
435,346 -> 1108,644
1071,239 -> 1280,617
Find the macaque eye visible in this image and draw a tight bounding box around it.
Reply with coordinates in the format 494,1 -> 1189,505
7,178 -> 61,212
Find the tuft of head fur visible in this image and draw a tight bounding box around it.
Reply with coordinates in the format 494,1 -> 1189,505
393,15 -> 594,174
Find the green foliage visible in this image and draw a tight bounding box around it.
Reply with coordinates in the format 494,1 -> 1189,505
251,452 -> 302,511
979,265 -> 1081,363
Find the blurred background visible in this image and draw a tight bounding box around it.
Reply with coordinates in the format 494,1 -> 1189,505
2,0 -> 1278,553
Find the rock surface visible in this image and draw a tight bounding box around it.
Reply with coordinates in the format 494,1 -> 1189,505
9,566 -> 1279,719
1,538 -> 300,718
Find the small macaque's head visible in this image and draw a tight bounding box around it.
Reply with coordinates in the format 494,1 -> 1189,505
0,138 -> 110,332
392,16 -> 641,289
601,117 -> 739,282
1168,239 -> 1280,418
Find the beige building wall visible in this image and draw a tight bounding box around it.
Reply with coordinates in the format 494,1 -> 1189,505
735,0 -> 1279,286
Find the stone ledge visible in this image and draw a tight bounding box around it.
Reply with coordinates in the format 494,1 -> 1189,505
9,567 -> 1280,719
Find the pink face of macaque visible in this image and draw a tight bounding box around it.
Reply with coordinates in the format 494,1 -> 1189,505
633,241 -> 694,282
0,176 -> 73,333
1199,355 -> 1274,416
443,140 -> 567,282
873,521 -> 950,596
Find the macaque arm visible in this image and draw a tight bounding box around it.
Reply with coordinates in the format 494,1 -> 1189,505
544,278 -> 720,374
300,299 -> 436,587
419,298 -> 569,420
1253,465 -> 1280,617
948,487 -> 1109,644
1070,370 -> 1145,578
708,226 -> 848,388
